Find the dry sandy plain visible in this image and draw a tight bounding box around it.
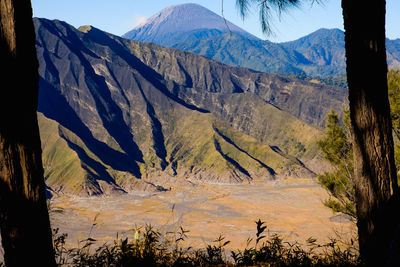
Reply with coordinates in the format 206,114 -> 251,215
49,177 -> 355,250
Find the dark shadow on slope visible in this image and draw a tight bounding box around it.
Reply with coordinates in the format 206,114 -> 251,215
105,61 -> 131,110
35,19 -> 101,61
60,130 -> 126,194
176,60 -> 193,88
262,99 -> 282,111
134,75 -> 168,170
231,80 -> 244,93
36,39 -> 60,85
213,137 -> 251,178
269,145 -> 305,166
269,145 -> 316,177
213,126 -> 276,175
39,23 -> 146,176
168,142 -> 184,164
63,24 -> 144,161
38,78 -> 142,177
83,27 -> 210,113
45,185 -> 54,199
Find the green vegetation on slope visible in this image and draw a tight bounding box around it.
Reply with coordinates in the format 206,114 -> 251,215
38,97 -> 322,195
39,113 -> 134,196
39,113 -> 89,195
35,18 -> 337,196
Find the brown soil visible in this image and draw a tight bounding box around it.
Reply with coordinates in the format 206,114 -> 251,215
49,177 -> 355,250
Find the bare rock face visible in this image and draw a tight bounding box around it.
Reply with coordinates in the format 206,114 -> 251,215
34,18 -> 347,196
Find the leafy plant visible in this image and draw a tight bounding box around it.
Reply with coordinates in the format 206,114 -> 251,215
388,69 -> 400,179
0,219 -> 362,266
317,109 -> 356,218
50,221 -> 231,266
317,70 -> 400,219
231,220 -> 360,266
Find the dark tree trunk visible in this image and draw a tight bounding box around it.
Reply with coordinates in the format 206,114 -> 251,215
342,0 -> 400,265
0,0 -> 56,266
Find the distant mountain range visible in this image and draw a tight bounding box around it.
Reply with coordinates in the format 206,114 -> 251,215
123,3 -> 258,46
123,3 -> 400,77
34,18 -> 347,196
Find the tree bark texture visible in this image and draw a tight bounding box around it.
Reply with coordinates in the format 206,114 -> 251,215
0,0 -> 55,266
342,0 -> 400,265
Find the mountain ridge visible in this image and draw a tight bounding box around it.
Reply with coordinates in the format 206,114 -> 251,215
123,3 -> 258,45
35,18 -> 346,196
123,4 -> 400,77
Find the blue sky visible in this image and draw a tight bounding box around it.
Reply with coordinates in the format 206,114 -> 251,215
31,0 -> 400,42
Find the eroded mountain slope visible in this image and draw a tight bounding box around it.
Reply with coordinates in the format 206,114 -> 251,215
35,18 -> 345,196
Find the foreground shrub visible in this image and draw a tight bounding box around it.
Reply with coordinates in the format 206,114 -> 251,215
231,220 -> 360,266
49,219 -> 361,266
